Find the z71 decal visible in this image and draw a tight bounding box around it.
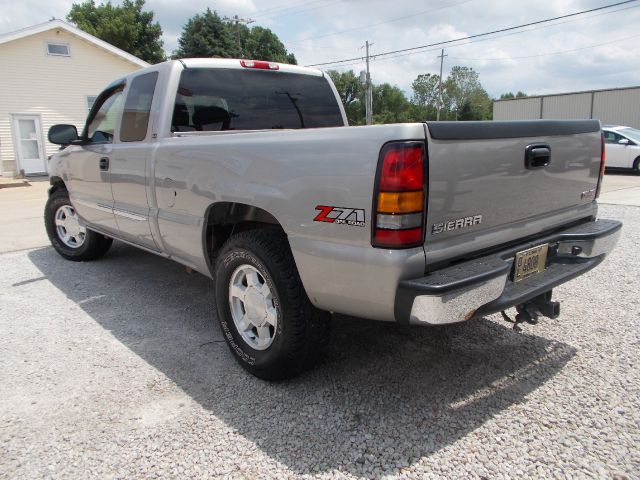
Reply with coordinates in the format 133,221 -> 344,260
314,205 -> 366,227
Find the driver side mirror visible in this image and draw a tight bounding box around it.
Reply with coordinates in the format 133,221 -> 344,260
618,138 -> 630,146
48,124 -> 80,146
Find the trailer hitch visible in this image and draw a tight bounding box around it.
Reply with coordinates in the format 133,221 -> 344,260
501,291 -> 560,331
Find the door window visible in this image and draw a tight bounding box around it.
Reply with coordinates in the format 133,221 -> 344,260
121,72 -> 159,142
17,119 -> 40,159
86,86 -> 124,143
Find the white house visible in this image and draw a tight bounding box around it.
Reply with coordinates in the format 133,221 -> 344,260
0,19 -> 149,177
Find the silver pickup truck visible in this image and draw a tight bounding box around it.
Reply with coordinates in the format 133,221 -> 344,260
45,58 -> 621,379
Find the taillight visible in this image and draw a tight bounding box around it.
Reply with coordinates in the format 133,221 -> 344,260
372,142 -> 426,248
240,60 -> 279,70
596,130 -> 606,198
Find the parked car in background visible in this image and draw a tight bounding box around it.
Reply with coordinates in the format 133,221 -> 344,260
602,125 -> 640,173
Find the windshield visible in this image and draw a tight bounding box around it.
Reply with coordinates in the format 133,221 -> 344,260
172,68 -> 344,132
619,127 -> 640,143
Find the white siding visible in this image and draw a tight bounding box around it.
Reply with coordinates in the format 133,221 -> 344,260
593,88 -> 640,129
493,97 -> 541,120
0,28 -> 142,176
541,93 -> 591,119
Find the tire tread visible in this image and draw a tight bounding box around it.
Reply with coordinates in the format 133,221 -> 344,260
215,228 -> 330,380
44,189 -> 113,261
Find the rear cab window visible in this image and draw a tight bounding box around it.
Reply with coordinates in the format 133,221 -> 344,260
171,68 -> 344,132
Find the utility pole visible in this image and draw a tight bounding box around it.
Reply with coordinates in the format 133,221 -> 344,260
224,15 -> 254,56
364,40 -> 373,125
436,48 -> 447,121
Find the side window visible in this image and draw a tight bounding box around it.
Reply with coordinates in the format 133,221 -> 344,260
121,72 -> 159,142
604,131 -> 619,144
620,135 -> 635,146
87,86 -> 124,143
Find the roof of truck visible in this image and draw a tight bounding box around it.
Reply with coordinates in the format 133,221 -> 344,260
177,58 -> 324,77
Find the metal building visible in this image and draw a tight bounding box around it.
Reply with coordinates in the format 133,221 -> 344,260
493,86 -> 640,129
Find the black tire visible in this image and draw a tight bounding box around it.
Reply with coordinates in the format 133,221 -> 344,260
44,189 -> 113,261
634,157 -> 640,175
214,229 -> 330,380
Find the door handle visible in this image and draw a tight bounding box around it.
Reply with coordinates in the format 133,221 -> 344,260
525,144 -> 551,169
99,157 -> 109,171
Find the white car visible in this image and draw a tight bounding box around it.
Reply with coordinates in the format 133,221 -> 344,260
602,125 -> 640,173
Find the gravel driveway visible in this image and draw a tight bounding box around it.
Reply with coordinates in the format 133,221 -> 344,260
0,204 -> 638,479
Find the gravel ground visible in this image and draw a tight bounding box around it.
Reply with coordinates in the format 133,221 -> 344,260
0,203 -> 638,479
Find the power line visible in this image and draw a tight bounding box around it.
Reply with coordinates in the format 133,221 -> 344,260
305,0 -> 638,67
251,0 -> 327,18
286,0 -> 476,45
252,0 -> 341,20
349,3 -> 640,67
446,33 -> 640,62
304,2 -> 640,68
322,32 -> 640,72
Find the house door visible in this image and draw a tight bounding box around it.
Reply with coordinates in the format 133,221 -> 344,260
13,115 -> 46,175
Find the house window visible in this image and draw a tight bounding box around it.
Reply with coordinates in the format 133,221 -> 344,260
46,42 -> 70,56
87,96 -> 98,112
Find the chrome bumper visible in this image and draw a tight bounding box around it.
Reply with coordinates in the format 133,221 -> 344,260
396,219 -> 622,325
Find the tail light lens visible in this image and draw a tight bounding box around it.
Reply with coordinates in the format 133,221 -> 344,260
596,130 -> 606,198
372,142 -> 426,248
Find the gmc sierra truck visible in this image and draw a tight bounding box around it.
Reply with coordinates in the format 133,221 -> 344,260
45,58 -> 621,380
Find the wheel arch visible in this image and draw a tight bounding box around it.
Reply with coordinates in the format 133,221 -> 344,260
48,176 -> 67,196
202,201 -> 287,274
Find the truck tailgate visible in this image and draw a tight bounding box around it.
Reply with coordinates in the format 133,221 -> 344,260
424,120 -> 602,268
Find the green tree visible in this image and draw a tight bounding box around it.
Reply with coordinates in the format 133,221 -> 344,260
444,66 -> 492,120
466,87 -> 492,120
410,73 -> 456,120
173,8 -> 235,58
457,101 -> 474,120
243,27 -> 296,64
67,0 -> 165,64
173,10 -> 297,64
372,83 -> 415,124
445,66 -> 479,115
327,70 -> 364,125
411,73 -> 439,118
500,91 -> 527,99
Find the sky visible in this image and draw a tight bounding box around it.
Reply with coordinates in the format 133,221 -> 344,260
1,0 -> 640,98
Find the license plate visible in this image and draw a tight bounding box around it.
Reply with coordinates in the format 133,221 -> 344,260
513,244 -> 549,282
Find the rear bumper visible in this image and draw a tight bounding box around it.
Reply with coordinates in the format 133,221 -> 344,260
395,218 -> 622,325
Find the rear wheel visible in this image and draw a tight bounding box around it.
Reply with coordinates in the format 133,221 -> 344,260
634,157 -> 640,174
44,189 -> 113,261
214,229 -> 330,380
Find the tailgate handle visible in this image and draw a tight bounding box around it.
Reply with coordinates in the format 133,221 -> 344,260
525,144 -> 551,169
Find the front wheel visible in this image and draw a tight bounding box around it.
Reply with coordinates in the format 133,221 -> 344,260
634,157 -> 640,175
214,229 -> 330,380
44,189 -> 113,261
